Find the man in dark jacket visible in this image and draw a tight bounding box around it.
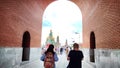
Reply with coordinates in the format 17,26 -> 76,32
67,43 -> 84,68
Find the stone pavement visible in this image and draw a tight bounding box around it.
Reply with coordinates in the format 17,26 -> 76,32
20,52 -> 95,68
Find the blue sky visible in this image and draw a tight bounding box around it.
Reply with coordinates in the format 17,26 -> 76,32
41,0 -> 82,45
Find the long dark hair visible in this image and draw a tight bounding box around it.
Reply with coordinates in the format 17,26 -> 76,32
45,44 -> 55,55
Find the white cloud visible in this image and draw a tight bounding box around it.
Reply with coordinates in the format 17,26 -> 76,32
42,1 -> 82,45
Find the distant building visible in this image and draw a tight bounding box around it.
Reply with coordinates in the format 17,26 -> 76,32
45,29 -> 60,48
55,35 -> 61,48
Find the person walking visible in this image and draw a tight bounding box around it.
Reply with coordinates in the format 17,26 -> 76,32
41,44 -> 58,68
67,43 -> 84,68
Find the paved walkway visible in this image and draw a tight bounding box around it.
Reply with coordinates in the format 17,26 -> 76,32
20,52 -> 95,68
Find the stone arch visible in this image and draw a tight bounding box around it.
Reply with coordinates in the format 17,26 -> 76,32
90,31 -> 96,62
22,31 -> 30,61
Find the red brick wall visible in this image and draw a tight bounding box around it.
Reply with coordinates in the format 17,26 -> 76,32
0,0 -> 53,47
73,0 -> 120,49
0,0 -> 120,49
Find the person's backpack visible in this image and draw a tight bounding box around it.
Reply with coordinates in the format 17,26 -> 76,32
44,52 -> 54,68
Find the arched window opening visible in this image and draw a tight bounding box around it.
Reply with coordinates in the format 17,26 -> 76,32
90,31 -> 96,62
22,31 -> 30,61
